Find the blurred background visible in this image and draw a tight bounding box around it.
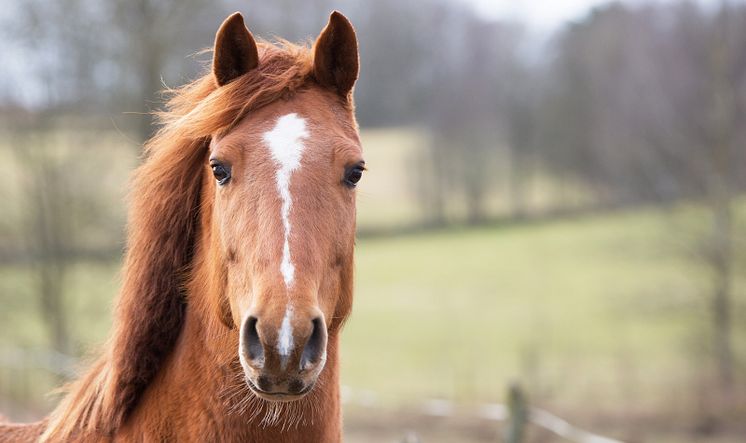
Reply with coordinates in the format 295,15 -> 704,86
0,0 -> 745,441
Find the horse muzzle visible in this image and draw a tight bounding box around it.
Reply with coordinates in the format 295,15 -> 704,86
238,309 -> 327,401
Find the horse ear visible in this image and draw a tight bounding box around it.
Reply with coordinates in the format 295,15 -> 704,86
213,12 -> 259,86
313,11 -> 359,97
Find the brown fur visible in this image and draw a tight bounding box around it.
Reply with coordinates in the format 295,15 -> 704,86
313,12 -> 360,97
1,11 -> 360,442
213,12 -> 260,86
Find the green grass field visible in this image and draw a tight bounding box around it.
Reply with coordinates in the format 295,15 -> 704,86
343,204 -> 746,413
2,202 -> 743,420
355,127 -> 429,230
1,128 -> 745,440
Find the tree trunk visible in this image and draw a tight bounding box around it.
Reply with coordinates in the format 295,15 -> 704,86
707,3 -> 736,400
38,260 -> 70,357
710,191 -> 733,394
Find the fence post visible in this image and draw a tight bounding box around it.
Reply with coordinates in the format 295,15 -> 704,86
503,382 -> 528,443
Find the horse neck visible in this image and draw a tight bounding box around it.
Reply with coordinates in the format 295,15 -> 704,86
121,263 -> 343,442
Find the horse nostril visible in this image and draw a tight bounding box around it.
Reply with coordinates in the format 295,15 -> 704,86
256,375 -> 273,392
242,316 -> 264,366
300,317 -> 327,371
288,379 -> 305,394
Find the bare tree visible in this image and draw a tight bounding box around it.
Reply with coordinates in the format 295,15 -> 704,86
702,2 -> 741,398
9,122 -> 74,356
543,2 -> 746,401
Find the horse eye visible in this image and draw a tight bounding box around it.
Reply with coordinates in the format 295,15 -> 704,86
344,165 -> 364,188
210,161 -> 231,185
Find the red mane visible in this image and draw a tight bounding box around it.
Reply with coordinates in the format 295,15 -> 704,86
41,42 -> 315,442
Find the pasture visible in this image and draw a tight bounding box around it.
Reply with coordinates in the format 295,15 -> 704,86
0,128 -> 744,441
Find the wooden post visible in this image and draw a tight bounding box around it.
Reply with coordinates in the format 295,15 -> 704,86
503,383 -> 528,443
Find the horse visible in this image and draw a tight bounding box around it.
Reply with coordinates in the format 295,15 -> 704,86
0,10 -> 362,442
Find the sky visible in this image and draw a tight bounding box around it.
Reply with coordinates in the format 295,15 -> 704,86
0,0 -> 727,107
462,0 -> 614,30
459,0 -> 717,31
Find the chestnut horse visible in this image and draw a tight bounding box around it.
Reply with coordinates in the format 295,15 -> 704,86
0,11 -> 362,442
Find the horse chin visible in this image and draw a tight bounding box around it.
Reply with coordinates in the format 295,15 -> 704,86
244,376 -> 315,403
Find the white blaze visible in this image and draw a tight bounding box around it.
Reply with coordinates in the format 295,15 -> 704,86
277,307 -> 294,363
262,113 -> 309,288
263,113 -> 308,362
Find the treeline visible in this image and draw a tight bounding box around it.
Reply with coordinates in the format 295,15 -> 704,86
415,2 -> 746,225
0,0 -> 743,396
3,1 -> 744,223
